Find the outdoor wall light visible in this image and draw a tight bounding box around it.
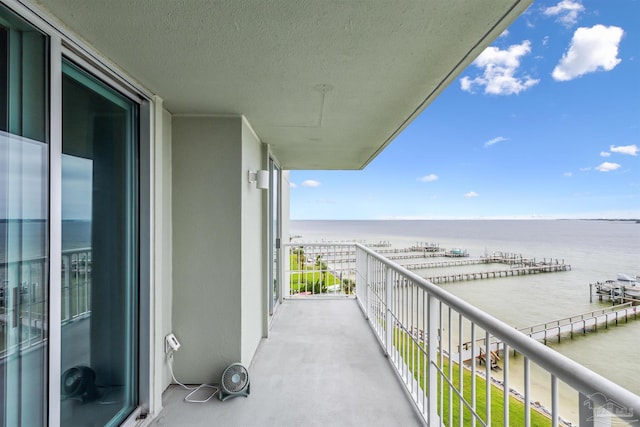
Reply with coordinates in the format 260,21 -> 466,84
248,170 -> 270,190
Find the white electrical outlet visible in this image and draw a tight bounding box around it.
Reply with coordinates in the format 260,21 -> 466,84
165,333 -> 180,353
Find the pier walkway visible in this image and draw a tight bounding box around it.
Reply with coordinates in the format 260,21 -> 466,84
402,254 -> 550,270
452,303 -> 637,362
426,263 -> 570,284
386,252 -> 445,260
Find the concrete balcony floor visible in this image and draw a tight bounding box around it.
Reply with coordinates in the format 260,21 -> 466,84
152,298 -> 424,426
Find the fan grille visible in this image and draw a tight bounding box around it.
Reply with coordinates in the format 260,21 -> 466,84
221,364 -> 249,394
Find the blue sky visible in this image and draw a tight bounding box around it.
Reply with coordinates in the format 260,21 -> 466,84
290,0 -> 639,220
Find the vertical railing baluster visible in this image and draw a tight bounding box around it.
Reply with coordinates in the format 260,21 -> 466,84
426,293 -> 438,424
422,289 -> 427,416
365,254 -> 371,320
578,393 -> 595,427
448,306 -> 453,427
401,277 -> 405,382
74,255 -> 79,317
439,301 -> 444,420
459,313 -> 463,427
524,356 -> 530,427
485,330 -> 491,426
551,375 -> 558,427
503,343 -> 510,426
409,282 -> 420,396
62,254 -> 69,321
385,266 -> 392,356
471,322 -> 476,427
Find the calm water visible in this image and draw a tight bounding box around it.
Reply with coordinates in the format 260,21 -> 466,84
291,219 -> 640,422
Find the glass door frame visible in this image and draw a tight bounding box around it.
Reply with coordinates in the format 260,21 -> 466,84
0,2 -> 153,425
268,157 -> 281,316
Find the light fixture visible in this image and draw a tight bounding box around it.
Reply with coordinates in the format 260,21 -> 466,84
248,170 -> 269,190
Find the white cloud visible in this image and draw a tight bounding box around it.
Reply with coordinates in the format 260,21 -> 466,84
499,30 -> 510,38
315,198 -> 336,204
464,191 -> 479,198
600,151 -> 611,157
542,36 -> 550,46
595,162 -> 621,172
301,179 -> 321,187
563,172 -> 573,177
460,41 -> 539,95
418,174 -> 439,183
484,136 -> 508,148
543,0 -> 585,27
579,167 -> 592,172
610,144 -> 638,156
552,25 -> 624,81
290,182 -> 298,188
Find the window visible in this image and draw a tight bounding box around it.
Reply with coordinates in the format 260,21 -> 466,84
0,4 -> 143,426
0,4 -> 49,426
60,60 -> 139,427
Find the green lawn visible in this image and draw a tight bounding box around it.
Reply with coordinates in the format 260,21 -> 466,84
289,252 -> 353,294
394,328 -> 551,426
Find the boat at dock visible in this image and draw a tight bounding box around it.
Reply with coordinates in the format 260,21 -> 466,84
593,273 -> 640,299
444,248 -> 468,257
618,273 -> 640,298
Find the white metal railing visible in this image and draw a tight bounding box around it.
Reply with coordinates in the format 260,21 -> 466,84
284,243 -> 356,297
287,242 -> 640,426
1,248 -> 92,358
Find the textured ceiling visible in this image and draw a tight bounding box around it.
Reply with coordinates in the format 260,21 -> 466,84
35,0 -> 531,169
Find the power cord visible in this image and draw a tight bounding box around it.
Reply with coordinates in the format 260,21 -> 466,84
167,352 -> 219,403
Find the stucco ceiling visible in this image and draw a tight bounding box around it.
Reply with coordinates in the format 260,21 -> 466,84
35,0 -> 531,170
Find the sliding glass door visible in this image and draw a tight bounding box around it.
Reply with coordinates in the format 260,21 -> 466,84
60,60 -> 139,427
268,159 -> 280,315
0,5 -> 49,426
0,4 -> 141,426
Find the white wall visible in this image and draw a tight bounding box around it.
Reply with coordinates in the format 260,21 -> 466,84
171,116 -> 266,383
172,116 -> 243,383
281,170 -> 291,297
240,118 -> 266,365
152,102 -> 173,406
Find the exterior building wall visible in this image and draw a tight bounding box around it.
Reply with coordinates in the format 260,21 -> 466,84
172,116 -> 244,383
240,118 -> 267,366
151,101 -> 174,412
281,170 -> 291,297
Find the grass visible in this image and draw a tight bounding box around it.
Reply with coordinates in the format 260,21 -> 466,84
289,252 -> 349,294
394,328 -> 552,426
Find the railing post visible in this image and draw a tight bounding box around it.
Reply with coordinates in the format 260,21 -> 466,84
579,393 -> 595,427
385,266 -> 392,355
365,254 -> 371,320
62,254 -> 70,320
426,294 -> 438,424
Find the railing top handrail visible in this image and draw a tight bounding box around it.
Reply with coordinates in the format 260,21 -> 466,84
1,247 -> 92,267
352,242 -> 640,412
518,303 -> 633,330
284,242 -> 356,248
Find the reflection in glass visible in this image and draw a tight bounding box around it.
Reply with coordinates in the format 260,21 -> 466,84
1,4 -> 49,426
61,60 -> 138,427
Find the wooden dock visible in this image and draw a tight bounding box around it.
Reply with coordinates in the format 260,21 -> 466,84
454,303 -> 637,362
517,303 -> 637,344
404,253 -> 568,272
375,247 -> 420,254
386,252 -> 446,260
425,263 -> 570,284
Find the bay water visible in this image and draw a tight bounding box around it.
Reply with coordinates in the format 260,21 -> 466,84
290,219 -> 640,422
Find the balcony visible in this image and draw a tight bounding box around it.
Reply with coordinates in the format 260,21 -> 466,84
156,298 -> 423,426
157,242 -> 640,426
